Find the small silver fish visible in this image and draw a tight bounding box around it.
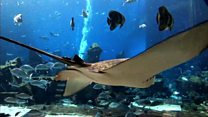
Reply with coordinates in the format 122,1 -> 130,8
93,84 -> 106,90
6,53 -> 14,56
10,68 -> 30,79
35,64 -> 50,72
4,97 -> 18,104
13,14 -> 23,26
20,64 -> 34,74
29,80 -> 47,89
16,93 -> 33,100
45,62 -> 54,69
123,0 -> 136,6
53,62 -> 66,70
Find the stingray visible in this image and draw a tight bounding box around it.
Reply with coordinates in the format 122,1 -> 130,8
0,21 -> 208,96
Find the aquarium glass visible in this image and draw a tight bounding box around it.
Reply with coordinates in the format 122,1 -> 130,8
0,0 -> 208,116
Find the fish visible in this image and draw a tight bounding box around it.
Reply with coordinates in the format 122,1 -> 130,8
29,80 -> 47,89
10,68 -> 30,79
56,21 -> 208,96
13,14 -> 23,26
35,64 -> 50,72
53,62 -> 66,70
9,82 -> 28,88
4,97 -> 18,104
15,112 -> 21,116
122,0 -> 136,6
107,10 -> 125,31
54,11 -> 61,16
0,92 -> 18,95
156,6 -> 174,31
39,36 -> 49,40
70,17 -> 75,31
49,32 -> 60,37
16,93 -> 32,100
81,9 -> 88,18
20,64 -> 34,74
6,53 -> 14,56
138,24 -> 147,29
93,83 -> 106,90
45,62 -> 54,69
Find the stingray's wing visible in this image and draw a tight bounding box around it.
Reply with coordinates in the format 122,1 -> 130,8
56,68 -> 92,96
57,21 -> 208,96
98,21 -> 208,88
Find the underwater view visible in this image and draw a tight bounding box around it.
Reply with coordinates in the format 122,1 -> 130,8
0,0 -> 208,116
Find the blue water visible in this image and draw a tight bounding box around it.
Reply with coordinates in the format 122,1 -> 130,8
0,0 -> 208,65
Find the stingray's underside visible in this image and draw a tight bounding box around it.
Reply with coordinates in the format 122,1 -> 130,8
56,22 -> 208,96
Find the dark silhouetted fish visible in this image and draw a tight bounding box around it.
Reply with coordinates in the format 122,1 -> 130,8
15,112 -> 21,117
81,9 -> 88,18
156,6 -> 174,31
107,10 -> 125,31
70,17 -> 75,31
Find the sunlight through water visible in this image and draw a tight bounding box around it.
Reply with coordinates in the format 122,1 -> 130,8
78,0 -> 92,59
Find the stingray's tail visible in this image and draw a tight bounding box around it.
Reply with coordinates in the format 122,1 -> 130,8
0,36 -> 74,65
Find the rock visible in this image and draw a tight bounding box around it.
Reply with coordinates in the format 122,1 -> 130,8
85,43 -> 102,63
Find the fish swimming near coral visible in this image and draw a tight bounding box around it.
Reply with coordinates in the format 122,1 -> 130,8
0,21 -> 208,96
